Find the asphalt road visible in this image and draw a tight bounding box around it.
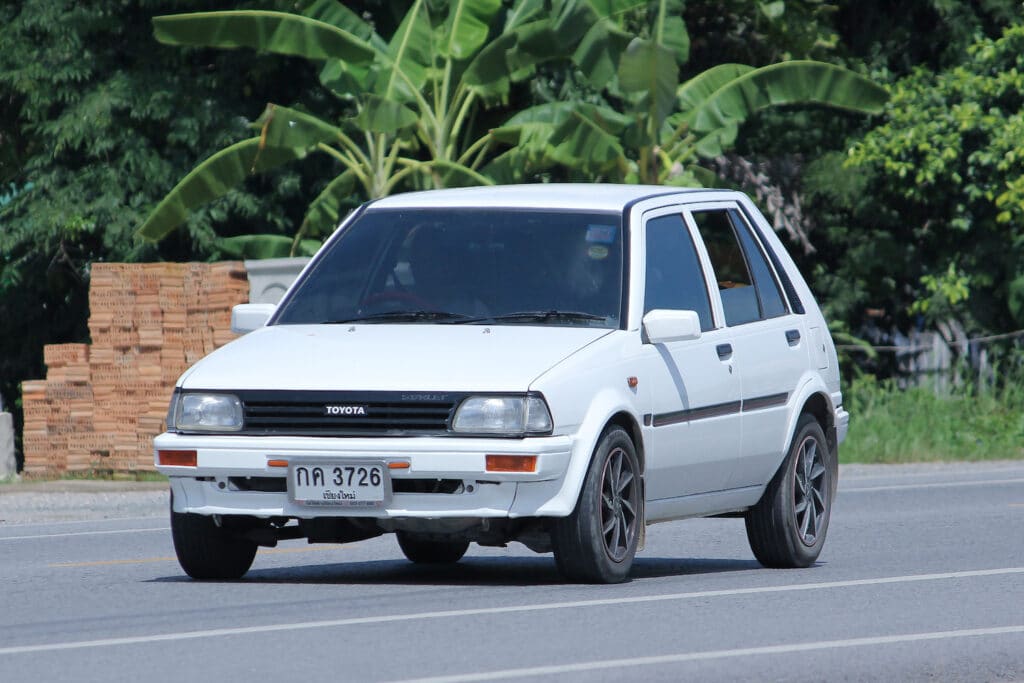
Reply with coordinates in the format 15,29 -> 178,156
0,461 -> 1022,683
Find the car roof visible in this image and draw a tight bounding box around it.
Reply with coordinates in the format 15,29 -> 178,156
368,183 -> 737,213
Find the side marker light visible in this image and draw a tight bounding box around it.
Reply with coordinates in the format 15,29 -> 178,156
485,455 -> 538,473
158,450 -> 197,467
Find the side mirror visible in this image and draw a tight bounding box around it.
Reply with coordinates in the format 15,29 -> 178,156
231,303 -> 277,334
642,309 -> 702,344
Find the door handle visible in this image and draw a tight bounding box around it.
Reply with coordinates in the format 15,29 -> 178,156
716,343 -> 733,360
785,329 -> 801,346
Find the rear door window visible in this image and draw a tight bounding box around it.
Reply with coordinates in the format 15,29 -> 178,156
689,208 -> 788,326
728,210 -> 787,319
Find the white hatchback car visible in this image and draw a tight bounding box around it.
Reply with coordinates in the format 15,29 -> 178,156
156,184 -> 848,583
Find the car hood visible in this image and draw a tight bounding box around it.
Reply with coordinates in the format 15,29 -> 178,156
179,324 -> 615,392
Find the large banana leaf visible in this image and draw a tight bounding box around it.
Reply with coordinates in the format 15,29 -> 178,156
136,138 -> 307,242
215,234 -> 321,259
376,0 -> 431,102
580,0 -> 650,18
688,61 -> 888,136
691,121 -> 739,158
659,15 -> 689,65
296,170 -> 358,245
549,110 -> 626,171
503,0 -> 546,29
573,19 -> 632,86
257,104 -> 342,148
677,64 -> 755,112
481,148 -> 532,184
462,30 -> 519,99
617,38 -> 678,129
353,96 -> 418,135
463,19 -> 560,101
152,11 -> 375,65
441,0 -> 503,60
296,0 -> 382,47
297,0 -> 385,96
494,102 -> 629,172
497,101 -> 629,140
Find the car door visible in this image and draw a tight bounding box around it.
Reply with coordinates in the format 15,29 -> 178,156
638,209 -> 743,501
685,204 -> 809,489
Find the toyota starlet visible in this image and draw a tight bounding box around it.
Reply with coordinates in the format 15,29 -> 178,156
155,184 -> 848,583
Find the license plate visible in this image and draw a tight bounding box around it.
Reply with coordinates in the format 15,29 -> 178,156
288,462 -> 389,508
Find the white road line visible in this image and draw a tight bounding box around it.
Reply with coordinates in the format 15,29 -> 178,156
0,527 -> 168,541
841,477 -> 1024,493
0,566 -> 1021,656
0,515 -> 164,529
390,625 -> 1024,683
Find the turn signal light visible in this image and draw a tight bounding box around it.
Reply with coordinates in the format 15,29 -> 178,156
158,450 -> 197,467
485,455 -> 538,473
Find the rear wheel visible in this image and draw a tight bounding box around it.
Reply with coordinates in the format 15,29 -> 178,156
396,532 -> 469,564
552,426 -> 641,583
745,413 -> 836,568
170,499 -> 257,580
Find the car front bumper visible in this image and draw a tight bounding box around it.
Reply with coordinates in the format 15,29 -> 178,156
154,432 -> 576,519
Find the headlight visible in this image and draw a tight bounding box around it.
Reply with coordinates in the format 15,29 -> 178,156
171,392 -> 243,432
452,395 -> 553,435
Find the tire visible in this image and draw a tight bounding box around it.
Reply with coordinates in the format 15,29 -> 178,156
170,500 -> 257,580
745,413 -> 836,568
396,532 -> 469,564
552,426 -> 641,584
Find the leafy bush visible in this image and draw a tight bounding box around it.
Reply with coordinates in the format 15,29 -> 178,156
842,374 -> 1024,463
843,25 -> 1024,333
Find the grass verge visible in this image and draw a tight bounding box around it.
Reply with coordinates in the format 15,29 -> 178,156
841,375 -> 1024,463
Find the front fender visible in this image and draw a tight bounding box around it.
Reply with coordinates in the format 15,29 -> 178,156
519,387 -> 643,518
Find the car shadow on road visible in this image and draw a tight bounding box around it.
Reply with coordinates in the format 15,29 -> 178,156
151,555 -> 761,587
631,556 -> 762,579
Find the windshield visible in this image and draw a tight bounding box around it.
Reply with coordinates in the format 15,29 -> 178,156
274,208 -> 624,328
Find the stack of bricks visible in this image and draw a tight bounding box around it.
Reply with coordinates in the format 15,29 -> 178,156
20,262 -> 249,477
19,344 -> 92,477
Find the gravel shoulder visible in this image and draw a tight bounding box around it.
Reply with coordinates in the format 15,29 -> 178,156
0,480 -> 168,525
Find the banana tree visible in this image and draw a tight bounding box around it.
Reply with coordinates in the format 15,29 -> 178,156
489,0 -> 889,186
137,0 -> 576,254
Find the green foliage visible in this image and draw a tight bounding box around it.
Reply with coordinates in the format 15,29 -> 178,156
4,0 -> 1024,469
842,374 -> 1024,463
846,25 -> 1024,331
493,0 -> 887,186
684,0 -> 842,70
908,263 -> 971,322
832,0 -> 1020,75
139,0 -> 579,247
0,0 -> 323,444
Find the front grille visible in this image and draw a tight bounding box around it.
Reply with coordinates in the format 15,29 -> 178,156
236,390 -> 461,437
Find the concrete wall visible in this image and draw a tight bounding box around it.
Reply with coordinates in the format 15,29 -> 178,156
244,257 -> 310,304
0,412 -> 15,480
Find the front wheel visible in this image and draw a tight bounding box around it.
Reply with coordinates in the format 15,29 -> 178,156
396,532 -> 469,564
171,500 -> 257,580
745,413 -> 836,568
552,426 -> 641,583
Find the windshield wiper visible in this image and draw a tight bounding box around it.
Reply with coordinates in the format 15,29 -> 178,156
323,310 -> 473,324
455,310 -> 608,324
